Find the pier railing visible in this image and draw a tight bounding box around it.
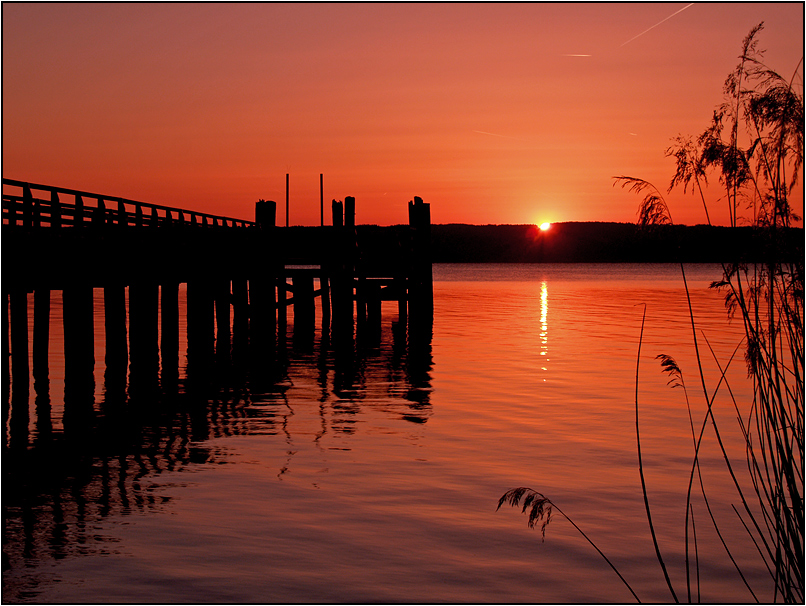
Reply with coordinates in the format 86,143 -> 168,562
2,178 -> 255,229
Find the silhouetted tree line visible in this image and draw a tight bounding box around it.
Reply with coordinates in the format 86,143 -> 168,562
282,222 -> 802,264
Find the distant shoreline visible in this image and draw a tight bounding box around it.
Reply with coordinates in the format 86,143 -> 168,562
280,221 -> 803,265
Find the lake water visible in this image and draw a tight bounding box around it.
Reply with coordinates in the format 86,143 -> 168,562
3,263 -> 768,603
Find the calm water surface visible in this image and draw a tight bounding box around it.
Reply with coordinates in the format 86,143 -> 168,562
3,264 -> 766,603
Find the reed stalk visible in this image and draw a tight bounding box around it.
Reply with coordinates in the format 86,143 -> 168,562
499,24 -> 803,602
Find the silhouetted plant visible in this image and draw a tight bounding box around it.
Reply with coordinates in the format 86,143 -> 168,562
500,24 -> 803,603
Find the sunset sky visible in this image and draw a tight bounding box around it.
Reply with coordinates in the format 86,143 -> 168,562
3,2 -> 803,227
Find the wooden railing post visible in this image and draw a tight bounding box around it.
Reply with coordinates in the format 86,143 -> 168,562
51,191 -> 61,228
74,194 -> 84,226
93,198 -> 106,226
117,200 -> 126,227
22,184 -> 33,228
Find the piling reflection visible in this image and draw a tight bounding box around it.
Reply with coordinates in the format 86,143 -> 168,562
2,307 -> 432,584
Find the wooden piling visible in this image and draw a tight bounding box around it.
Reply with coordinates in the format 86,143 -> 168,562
9,290 -> 29,398
186,279 -> 214,369
292,273 -> 315,328
129,282 -> 159,390
319,272 -> 331,329
215,278 -> 232,359
278,277 -> 288,334
104,284 -> 128,385
160,281 -> 179,387
367,281 -> 382,326
62,285 -> 95,397
231,277 -> 249,362
32,288 -> 50,391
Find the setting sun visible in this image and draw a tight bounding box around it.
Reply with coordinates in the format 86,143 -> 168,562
539,222 -> 551,231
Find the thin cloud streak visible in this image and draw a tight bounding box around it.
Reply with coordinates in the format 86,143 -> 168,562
620,3 -> 694,47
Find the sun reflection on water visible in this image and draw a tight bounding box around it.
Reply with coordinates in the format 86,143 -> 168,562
540,280 -> 548,379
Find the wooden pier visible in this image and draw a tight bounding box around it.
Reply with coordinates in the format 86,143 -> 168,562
2,178 -> 433,404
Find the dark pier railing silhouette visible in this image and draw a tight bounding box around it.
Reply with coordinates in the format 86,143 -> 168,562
2,178 -> 433,410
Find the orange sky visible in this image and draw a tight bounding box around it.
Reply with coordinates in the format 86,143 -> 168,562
3,3 -> 803,226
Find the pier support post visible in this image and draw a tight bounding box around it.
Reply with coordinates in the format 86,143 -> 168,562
187,279 -> 215,373
232,277 -> 249,363
214,278 -> 232,360
32,289 -> 50,391
277,276 -> 288,335
160,281 -> 180,389
9,290 -> 29,400
104,284 -> 128,393
129,282 -> 159,393
292,273 -> 315,328
319,272 -> 331,331
62,285 -> 95,422
367,281 -> 382,327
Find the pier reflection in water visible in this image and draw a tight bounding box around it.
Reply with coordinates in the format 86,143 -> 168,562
2,287 -> 432,584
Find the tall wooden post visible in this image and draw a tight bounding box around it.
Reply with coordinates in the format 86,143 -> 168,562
251,200 -> 277,352
286,173 -> 289,228
330,199 -> 353,337
408,196 -> 433,326
320,174 -> 324,227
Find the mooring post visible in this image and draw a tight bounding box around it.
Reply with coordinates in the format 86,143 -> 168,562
251,200 -> 277,350
408,196 -> 433,325
330,199 -> 354,334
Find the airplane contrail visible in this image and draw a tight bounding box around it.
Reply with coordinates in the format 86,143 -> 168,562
472,130 -> 528,142
620,3 -> 694,47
